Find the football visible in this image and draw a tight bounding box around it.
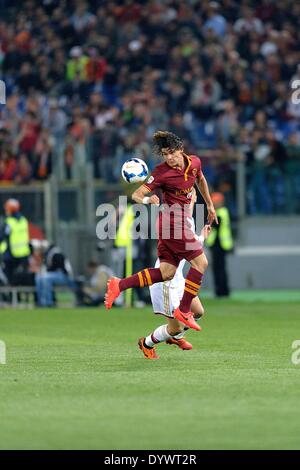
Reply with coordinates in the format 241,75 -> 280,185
121,158 -> 149,184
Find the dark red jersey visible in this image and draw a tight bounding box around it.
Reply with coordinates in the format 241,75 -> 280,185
143,154 -> 204,265
143,154 -> 203,207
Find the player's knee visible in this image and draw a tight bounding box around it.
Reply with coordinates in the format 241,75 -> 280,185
191,255 -> 208,273
201,256 -> 209,272
164,273 -> 174,281
196,258 -> 208,274
161,267 -> 176,281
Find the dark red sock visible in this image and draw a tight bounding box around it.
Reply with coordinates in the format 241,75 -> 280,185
179,267 -> 203,313
119,267 -> 163,292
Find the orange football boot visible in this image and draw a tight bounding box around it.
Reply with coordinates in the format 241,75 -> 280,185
138,338 -> 160,359
173,308 -> 201,331
104,277 -> 121,309
166,337 -> 193,350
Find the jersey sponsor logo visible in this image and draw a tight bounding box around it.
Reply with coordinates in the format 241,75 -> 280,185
147,176 -> 154,184
175,185 -> 193,196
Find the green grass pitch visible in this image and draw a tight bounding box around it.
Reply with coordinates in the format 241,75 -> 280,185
0,298 -> 300,450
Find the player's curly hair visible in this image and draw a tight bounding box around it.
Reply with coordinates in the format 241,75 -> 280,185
153,131 -> 183,155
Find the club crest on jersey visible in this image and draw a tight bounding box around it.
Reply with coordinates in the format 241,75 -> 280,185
192,168 -> 198,176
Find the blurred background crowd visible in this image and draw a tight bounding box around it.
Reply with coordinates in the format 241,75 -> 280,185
0,0 -> 300,216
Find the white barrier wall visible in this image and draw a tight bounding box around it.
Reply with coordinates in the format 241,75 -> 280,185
204,217 -> 300,290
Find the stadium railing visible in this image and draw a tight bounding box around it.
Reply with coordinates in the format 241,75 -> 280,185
0,285 -> 75,309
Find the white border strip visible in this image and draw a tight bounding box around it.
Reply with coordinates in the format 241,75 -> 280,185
236,246 -> 300,256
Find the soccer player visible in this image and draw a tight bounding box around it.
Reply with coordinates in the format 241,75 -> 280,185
105,131 -> 218,331
139,193 -> 211,359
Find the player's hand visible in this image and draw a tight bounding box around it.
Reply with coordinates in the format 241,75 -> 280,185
149,195 -> 160,206
201,224 -> 212,240
207,204 -> 218,225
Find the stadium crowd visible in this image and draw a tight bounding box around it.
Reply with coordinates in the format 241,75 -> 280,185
0,0 -> 300,214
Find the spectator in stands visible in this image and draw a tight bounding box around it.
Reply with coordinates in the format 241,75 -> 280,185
0,198 -> 31,284
85,47 -> 107,84
203,2 -> 227,37
70,2 -> 96,35
14,153 -> 33,184
247,130 -> 273,214
285,132 -> 300,213
0,0 -> 299,216
41,98 -> 68,143
35,242 -> 75,307
75,260 -> 113,306
33,129 -> 53,180
66,46 -> 88,81
0,150 -> 17,181
16,62 -> 40,95
16,111 -> 40,159
233,6 -> 264,35
190,75 -> 222,120
285,132 -> 300,161
266,130 -> 287,171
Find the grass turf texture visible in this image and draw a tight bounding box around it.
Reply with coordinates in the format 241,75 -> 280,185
0,299 -> 300,450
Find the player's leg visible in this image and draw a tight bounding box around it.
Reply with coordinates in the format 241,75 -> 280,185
162,267 -> 196,349
140,272 -> 180,359
35,272 -> 46,306
119,261 -> 176,290
139,317 -> 184,359
167,298 -> 204,347
105,262 -> 177,309
191,296 -> 205,319
105,237 -> 182,309
165,317 -> 194,350
171,296 -> 204,342
149,266 -> 197,351
174,253 -> 208,328
176,297 -> 204,331
143,319 -> 180,349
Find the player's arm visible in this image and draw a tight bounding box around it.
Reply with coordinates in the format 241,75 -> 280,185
131,184 -> 160,206
193,224 -> 211,245
196,174 -> 218,225
200,224 -> 211,242
132,168 -> 163,205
